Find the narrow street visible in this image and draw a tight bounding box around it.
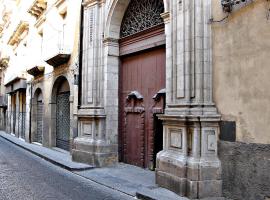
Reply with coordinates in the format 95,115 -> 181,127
0,137 -> 133,200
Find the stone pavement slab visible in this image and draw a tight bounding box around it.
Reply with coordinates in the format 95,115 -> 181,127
74,163 -> 188,200
0,131 -> 93,171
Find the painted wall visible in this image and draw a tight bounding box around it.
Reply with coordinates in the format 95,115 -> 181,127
212,0 -> 270,144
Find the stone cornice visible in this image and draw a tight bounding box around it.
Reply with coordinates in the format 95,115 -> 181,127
35,14 -> 46,29
28,0 -> 47,19
82,0 -> 105,8
55,0 -> 65,7
103,37 -> 118,44
8,21 -> 29,46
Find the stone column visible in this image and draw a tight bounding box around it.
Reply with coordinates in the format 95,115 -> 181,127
72,0 -> 117,167
156,0 -> 222,199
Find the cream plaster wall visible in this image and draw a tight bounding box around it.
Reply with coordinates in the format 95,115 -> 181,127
212,0 -> 270,144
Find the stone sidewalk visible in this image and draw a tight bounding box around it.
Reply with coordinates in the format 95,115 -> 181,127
0,131 -> 93,171
0,131 -> 187,200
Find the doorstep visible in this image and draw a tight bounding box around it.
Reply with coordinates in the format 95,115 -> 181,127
0,131 -> 93,171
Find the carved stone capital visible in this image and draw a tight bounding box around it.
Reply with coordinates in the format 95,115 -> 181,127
103,37 -> 119,46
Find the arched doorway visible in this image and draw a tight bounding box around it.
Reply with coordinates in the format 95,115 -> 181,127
55,78 -> 70,151
119,0 -> 166,169
32,88 -> 43,144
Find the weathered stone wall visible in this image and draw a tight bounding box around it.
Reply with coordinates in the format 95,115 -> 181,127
219,141 -> 270,200
212,0 -> 270,144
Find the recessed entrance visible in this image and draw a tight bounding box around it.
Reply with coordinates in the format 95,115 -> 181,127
32,88 -> 43,144
56,79 -> 70,151
119,47 -> 165,168
118,0 -> 165,169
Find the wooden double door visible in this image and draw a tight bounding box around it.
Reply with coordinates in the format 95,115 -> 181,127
120,47 -> 165,168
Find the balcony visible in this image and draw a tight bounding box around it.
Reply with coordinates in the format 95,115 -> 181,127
5,74 -> 27,94
43,27 -> 71,67
0,95 -> 8,108
27,65 -> 45,77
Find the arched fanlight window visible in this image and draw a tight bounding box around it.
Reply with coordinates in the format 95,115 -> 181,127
120,0 -> 164,38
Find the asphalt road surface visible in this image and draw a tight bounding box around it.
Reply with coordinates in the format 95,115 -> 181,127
0,137 -> 133,200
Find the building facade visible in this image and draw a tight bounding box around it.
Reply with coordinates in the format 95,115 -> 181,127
0,0 -> 81,150
0,0 -> 269,200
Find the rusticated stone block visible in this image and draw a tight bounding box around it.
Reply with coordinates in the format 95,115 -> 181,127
72,149 -> 117,167
156,170 -> 187,196
198,180 -> 222,199
199,166 -> 222,181
157,159 -> 187,178
187,166 -> 200,181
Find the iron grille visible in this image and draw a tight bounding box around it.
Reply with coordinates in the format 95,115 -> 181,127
120,0 -> 164,38
56,92 -> 70,151
18,112 -> 26,139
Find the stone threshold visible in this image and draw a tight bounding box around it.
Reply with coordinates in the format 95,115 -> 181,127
0,131 -> 93,171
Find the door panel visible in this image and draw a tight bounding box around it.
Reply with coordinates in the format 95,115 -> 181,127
56,92 -> 70,151
120,47 -> 165,168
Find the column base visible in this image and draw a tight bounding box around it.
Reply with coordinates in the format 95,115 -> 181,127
187,180 -> 222,199
156,150 -> 187,196
156,151 -> 223,199
72,137 -> 118,167
156,114 -> 223,199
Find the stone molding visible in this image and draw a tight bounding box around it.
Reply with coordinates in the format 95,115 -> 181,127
8,21 -> 29,47
160,11 -> 170,24
28,0 -> 47,19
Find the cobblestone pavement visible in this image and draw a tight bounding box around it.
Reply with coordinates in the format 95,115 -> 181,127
0,137 -> 133,200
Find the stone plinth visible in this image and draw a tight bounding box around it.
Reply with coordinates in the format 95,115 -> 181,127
72,136 -> 117,167
156,115 -> 222,199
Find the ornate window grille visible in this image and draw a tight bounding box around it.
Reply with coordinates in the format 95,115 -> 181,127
120,0 -> 164,38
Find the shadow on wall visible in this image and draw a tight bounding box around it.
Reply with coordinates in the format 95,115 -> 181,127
218,141 -> 270,200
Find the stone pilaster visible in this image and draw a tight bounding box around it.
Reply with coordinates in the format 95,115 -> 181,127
24,83 -> 31,143
156,0 -> 222,198
72,0 -> 117,167
15,91 -> 20,137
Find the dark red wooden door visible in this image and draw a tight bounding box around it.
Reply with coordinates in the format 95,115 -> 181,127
120,47 -> 165,168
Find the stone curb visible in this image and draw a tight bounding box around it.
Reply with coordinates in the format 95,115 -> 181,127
136,187 -> 189,200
